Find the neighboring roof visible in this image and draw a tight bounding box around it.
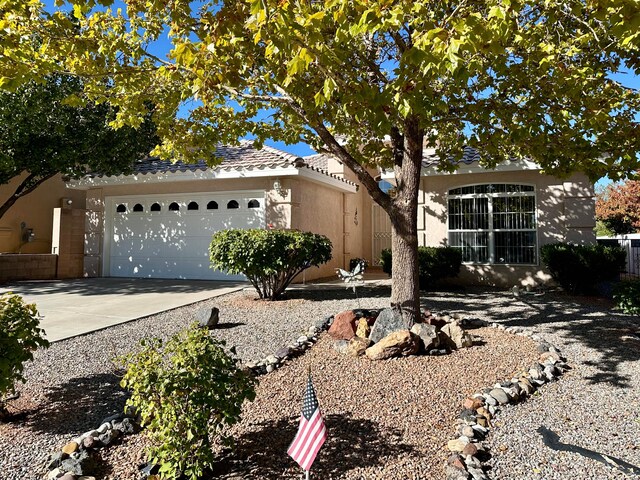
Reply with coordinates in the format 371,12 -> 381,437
421,146 -> 482,169
303,153 -> 330,172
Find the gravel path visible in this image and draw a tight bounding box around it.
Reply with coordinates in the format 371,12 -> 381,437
1,285 -> 638,480
422,288 -> 640,479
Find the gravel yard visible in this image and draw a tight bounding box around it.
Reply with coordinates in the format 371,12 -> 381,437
0,285 -> 638,480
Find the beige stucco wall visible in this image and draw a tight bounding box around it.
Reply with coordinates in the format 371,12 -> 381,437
420,170 -> 595,287
0,174 -> 86,254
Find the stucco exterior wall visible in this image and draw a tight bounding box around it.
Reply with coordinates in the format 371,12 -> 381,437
79,176 -> 357,281
0,174 -> 85,254
420,170 -> 595,287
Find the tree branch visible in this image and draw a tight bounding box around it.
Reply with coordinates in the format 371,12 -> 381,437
0,172 -> 56,220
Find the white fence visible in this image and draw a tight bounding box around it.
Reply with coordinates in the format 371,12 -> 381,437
597,235 -> 640,277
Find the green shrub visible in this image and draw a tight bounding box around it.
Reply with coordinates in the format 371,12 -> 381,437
210,228 -> 332,300
540,242 -> 626,294
0,293 -> 49,413
613,279 -> 640,315
379,246 -> 462,289
119,325 -> 256,480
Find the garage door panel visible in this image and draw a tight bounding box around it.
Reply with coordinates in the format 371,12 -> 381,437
107,192 -> 264,280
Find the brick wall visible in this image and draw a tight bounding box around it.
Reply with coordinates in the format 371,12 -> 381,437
0,254 -> 57,282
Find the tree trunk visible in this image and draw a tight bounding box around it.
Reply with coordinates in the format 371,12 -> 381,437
389,118 -> 423,323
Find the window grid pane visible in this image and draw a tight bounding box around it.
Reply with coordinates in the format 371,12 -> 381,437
448,184 -> 536,265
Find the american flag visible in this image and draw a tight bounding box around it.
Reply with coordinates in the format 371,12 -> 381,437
287,374 -> 327,472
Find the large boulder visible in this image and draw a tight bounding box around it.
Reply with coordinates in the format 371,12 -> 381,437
410,323 -> 439,351
441,322 -> 474,350
365,330 -> 420,360
328,310 -> 358,340
369,308 -> 413,344
346,336 -> 372,357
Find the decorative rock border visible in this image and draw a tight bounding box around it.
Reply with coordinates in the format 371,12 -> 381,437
444,319 -> 570,480
44,412 -> 139,479
244,314 -> 335,375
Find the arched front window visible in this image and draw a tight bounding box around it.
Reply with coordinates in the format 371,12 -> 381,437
169,202 -> 180,211
248,199 -> 260,208
150,202 -> 161,212
187,201 -> 199,211
207,201 -> 218,210
116,204 -> 127,213
133,203 -> 144,212
448,184 -> 537,264
227,200 -> 239,209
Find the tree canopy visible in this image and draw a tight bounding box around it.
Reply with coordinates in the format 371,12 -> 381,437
0,74 -> 158,219
596,179 -> 640,234
2,0 -> 640,319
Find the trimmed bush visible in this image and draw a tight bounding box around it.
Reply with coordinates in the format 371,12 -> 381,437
379,246 -> 462,289
210,228 -> 332,300
118,325 -> 256,480
540,242 -> 626,294
613,279 -> 640,315
0,293 -> 49,414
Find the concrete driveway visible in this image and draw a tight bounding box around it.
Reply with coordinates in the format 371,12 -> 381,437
0,278 -> 245,342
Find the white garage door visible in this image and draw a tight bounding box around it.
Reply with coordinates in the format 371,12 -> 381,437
105,191 -> 265,280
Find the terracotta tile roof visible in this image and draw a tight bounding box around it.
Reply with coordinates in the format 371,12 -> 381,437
90,141 -> 356,187
129,141 -> 304,175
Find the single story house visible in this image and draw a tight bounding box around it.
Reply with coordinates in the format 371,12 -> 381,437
0,142 -> 595,286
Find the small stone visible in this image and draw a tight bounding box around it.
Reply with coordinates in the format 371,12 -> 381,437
529,364 -> 545,380
483,394 -> 498,406
82,436 -> 97,450
467,466 -> 488,480
447,436 -> 470,452
355,318 -> 371,339
296,335 -> 308,344
112,417 -> 136,434
447,454 -> 467,471
346,336 -> 371,357
441,322 -> 474,349
463,397 -> 484,410
101,413 -> 124,425
78,477 -> 97,480
489,388 -> 509,404
96,423 -> 110,434
59,474 -> 77,480
476,407 -> 492,421
519,378 -> 535,395
536,342 -> 551,353
62,442 -> 79,455
540,351 -> 561,363
476,417 -> 488,427
196,307 -> 219,329
48,469 -> 64,480
543,365 -> 558,380
410,323 -> 439,351
266,364 -> 275,373
274,347 -> 290,359
265,355 -> 279,365
459,409 -> 477,423
462,443 -> 478,456
461,425 -> 475,438
445,464 -> 469,480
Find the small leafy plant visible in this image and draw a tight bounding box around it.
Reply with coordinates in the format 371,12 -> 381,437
0,293 -> 49,415
118,325 -> 256,480
210,228 -> 332,300
540,242 -> 626,294
613,279 -> 640,315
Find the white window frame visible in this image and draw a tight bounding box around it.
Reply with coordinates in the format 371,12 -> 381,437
447,183 -> 538,265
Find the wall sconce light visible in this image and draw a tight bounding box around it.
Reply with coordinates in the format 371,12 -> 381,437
273,178 -> 287,197
20,222 -> 35,243
66,199 -> 73,205
354,208 -> 358,226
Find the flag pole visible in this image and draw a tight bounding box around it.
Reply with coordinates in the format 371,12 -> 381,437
305,470 -> 310,480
